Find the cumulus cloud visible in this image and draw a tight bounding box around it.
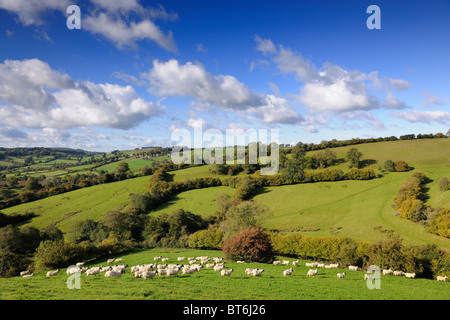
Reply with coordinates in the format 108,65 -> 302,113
0,0 -> 69,25
0,58 -> 164,130
421,90 -> 445,107
142,58 -> 304,125
391,110 -> 450,125
0,0 -> 177,51
255,36 -> 411,115
142,59 -> 264,109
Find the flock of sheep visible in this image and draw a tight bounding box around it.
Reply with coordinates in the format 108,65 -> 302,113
18,256 -> 449,282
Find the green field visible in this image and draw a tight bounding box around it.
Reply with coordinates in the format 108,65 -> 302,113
3,138 -> 450,250
0,248 -> 448,300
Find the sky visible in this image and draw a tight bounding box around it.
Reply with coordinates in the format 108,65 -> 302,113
0,0 -> 449,152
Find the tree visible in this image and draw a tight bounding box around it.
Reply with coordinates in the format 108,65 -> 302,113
393,160 -> 410,172
114,161 -> 131,180
220,201 -> 271,238
5,176 -> 18,188
24,177 -> 41,191
345,148 -> 362,168
438,177 -> 449,192
383,160 -> 395,172
222,228 -> 274,263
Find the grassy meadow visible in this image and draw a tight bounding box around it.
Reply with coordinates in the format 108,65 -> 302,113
0,248 -> 448,300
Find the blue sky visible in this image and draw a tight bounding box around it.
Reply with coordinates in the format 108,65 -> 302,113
0,0 -> 449,152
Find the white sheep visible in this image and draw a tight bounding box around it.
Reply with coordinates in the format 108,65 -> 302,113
292,260 -> 299,266
205,263 -> 215,269
154,256 -> 162,261
22,273 -> 34,278
337,272 -> 346,279
251,269 -> 264,277
306,269 -> 318,277
404,272 -> 416,279
437,276 -> 448,282
177,257 -> 185,261
66,266 -> 81,274
182,267 -> 196,275
157,268 -> 167,276
46,269 -> 60,277
245,268 -> 256,275
86,268 -> 100,276
220,269 -> 233,277
382,269 -> 393,275
364,274 -> 371,280
142,271 -> 157,279
273,260 -> 281,266
281,260 -> 289,265
393,270 -> 404,276
283,268 -> 293,277
76,262 -> 84,267
348,265 -> 358,271
166,268 -> 179,277
161,258 -> 169,262
214,264 -> 224,272
105,270 -> 122,278
20,270 -> 30,276
317,263 -> 325,268
107,258 -> 115,264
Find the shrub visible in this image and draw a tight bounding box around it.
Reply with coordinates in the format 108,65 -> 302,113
189,226 -> 223,249
393,160 -> 410,172
438,177 -> 449,192
383,160 -> 395,172
222,228 -> 274,263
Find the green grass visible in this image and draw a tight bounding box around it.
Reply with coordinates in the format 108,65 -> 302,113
2,175 -> 152,234
151,186 -> 235,217
96,158 -> 158,173
0,248 -> 448,300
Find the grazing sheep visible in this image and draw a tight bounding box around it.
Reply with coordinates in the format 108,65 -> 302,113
348,266 -> 358,271
283,268 -> 293,277
214,264 -> 224,272
236,261 -> 245,264
281,260 -> 289,266
46,269 -> 60,277
177,257 -> 185,261
393,271 -> 404,276
383,269 -> 393,275
292,260 -> 299,266
86,268 -> 100,276
273,260 -> 281,266
437,276 -> 448,282
330,263 -> 339,268
105,270 -> 122,278
182,267 -> 196,275
337,272 -> 346,279
66,267 -> 81,275
22,274 -> 34,278
220,269 -> 233,277
115,258 -> 123,263
76,262 -> 84,267
306,269 -> 318,277
154,256 -> 162,261
157,268 -> 167,276
20,270 -> 30,276
107,258 -> 115,264
404,273 -> 416,279
161,258 -> 169,263
166,268 -> 179,277
245,268 -> 256,275
141,271 -> 157,279
317,263 -> 325,268
251,269 -> 264,277
364,274 -> 371,280
205,263 -> 215,269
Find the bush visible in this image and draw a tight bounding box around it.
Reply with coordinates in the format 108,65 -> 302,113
222,228 -> 274,263
438,177 -> 449,192
393,160 -> 410,172
189,226 -> 224,249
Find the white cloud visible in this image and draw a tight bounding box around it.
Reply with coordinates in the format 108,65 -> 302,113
391,110 -> 450,124
83,12 -> 176,51
255,35 -> 277,55
142,59 -> 264,109
0,0 -> 177,51
421,90 -> 445,107
255,36 -> 411,115
0,0 -> 69,25
0,58 -> 164,130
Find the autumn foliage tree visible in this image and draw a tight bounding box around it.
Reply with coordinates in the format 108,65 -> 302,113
221,228 -> 274,263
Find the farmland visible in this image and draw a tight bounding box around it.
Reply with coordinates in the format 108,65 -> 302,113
0,248 -> 448,300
